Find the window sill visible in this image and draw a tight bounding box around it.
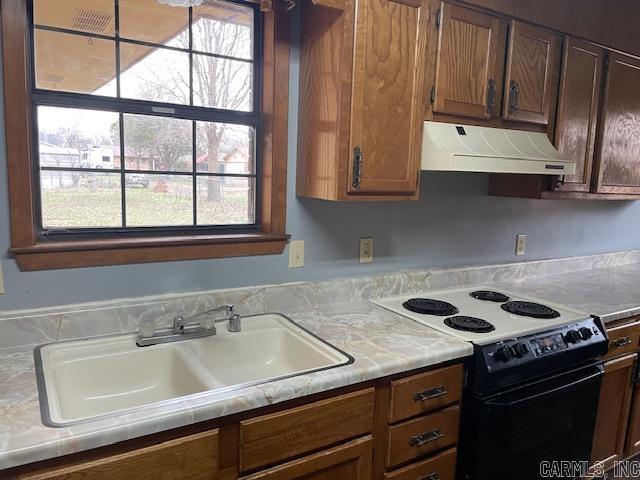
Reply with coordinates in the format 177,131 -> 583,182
10,233 -> 289,271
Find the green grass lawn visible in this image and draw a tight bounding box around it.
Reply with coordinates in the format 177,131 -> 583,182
41,185 -> 253,228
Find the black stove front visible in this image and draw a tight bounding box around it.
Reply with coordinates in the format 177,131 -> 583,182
458,317 -> 608,480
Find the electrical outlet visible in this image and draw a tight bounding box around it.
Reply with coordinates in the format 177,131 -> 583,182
515,234 -> 526,256
288,240 -> 304,268
360,237 -> 374,264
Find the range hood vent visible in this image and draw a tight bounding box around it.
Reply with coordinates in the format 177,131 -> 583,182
421,121 -> 576,175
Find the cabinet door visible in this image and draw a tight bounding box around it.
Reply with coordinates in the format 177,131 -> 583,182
591,354 -> 635,470
553,38 -> 604,193
433,3 -> 506,120
625,356 -> 640,457
502,20 -> 561,125
348,0 -> 428,195
593,52 -> 640,195
18,430 -> 220,480
241,436 -> 372,480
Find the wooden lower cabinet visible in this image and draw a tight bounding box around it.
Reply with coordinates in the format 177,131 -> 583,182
386,406 -> 459,468
11,430 -> 221,480
241,436 -> 372,480
239,389 -> 375,472
383,448 -> 456,480
591,354 -> 635,469
625,360 -> 640,458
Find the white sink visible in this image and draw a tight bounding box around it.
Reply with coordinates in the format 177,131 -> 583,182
35,314 -> 352,426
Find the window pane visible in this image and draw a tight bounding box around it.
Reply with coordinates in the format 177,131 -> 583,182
120,43 -> 190,104
119,0 -> 188,46
34,0 -> 116,36
35,30 -> 116,96
193,0 -> 253,60
125,174 -> 193,226
196,122 -> 254,174
38,106 -> 120,170
123,114 -> 193,172
41,172 -> 122,228
193,55 -> 252,111
197,176 -> 254,225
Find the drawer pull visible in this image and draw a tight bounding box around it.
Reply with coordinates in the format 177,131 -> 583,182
611,337 -> 633,348
413,385 -> 447,402
409,428 -> 444,447
420,474 -> 440,480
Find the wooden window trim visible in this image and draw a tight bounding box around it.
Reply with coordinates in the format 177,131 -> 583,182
1,0 -> 290,271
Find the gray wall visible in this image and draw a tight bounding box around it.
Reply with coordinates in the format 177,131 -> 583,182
1,12 -> 639,312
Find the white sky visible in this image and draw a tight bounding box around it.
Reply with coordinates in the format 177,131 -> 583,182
39,17 -> 251,144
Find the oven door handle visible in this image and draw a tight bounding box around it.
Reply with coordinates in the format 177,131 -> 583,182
484,367 -> 603,408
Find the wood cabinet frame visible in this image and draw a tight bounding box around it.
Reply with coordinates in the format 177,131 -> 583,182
1,0 -> 290,270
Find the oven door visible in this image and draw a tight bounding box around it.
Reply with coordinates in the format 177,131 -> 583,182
460,362 -> 604,480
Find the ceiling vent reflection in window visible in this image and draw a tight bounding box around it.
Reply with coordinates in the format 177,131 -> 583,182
71,8 -> 113,34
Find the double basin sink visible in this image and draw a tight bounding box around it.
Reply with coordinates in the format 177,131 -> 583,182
35,314 -> 352,426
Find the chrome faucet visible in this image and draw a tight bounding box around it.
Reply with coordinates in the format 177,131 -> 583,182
137,304 -> 242,347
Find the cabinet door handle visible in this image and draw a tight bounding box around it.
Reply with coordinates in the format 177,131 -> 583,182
352,146 -> 363,189
508,80 -> 520,113
409,428 -> 444,447
611,336 -> 633,348
420,474 -> 440,480
486,78 -> 496,114
413,385 -> 447,402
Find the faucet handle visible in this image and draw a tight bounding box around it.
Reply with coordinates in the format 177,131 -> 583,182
228,313 -> 242,333
139,319 -> 155,338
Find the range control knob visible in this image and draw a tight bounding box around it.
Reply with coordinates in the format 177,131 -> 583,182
579,327 -> 593,340
514,343 -> 530,358
495,346 -> 516,362
565,330 -> 582,344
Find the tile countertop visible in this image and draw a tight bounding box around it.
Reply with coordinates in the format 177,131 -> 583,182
0,300 -> 473,471
2,249 -> 640,471
491,262 -> 640,324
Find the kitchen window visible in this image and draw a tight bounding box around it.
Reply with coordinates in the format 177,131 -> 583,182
1,0 -> 290,270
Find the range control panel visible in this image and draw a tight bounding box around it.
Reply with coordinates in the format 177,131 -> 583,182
483,318 -> 604,373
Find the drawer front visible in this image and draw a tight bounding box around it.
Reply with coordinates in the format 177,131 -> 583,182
386,405 -> 460,468
240,388 -> 375,473
604,321 -> 640,361
384,447 -> 457,480
21,430 -> 219,480
389,364 -> 463,423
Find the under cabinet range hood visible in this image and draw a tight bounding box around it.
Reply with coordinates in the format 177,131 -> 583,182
421,121 -> 576,175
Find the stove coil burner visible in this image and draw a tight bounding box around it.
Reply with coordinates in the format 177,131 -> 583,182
470,290 -> 510,303
501,301 -> 561,319
444,316 -> 496,333
402,298 -> 459,316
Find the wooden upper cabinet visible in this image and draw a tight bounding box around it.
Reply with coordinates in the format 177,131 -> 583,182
297,0 -> 428,201
593,52 -> 640,194
553,37 -> 604,193
432,3 -> 506,120
347,0 -> 428,195
502,20 -> 562,125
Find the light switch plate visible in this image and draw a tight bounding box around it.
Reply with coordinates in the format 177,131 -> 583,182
360,237 -> 374,264
515,234 -> 526,256
0,261 -> 4,295
288,240 -> 304,268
